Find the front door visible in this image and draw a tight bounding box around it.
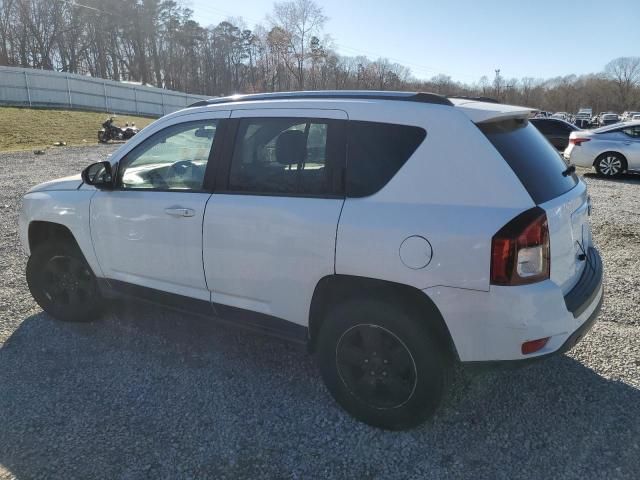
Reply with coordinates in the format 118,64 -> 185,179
90,115 -> 225,301
203,109 -> 348,326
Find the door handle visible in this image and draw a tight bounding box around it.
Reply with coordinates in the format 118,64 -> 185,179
164,207 -> 195,217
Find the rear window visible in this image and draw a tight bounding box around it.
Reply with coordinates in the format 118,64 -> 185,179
478,119 -> 577,204
346,121 -> 426,197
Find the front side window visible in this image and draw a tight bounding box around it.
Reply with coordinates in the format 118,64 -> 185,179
228,118 -> 341,196
118,120 -> 218,190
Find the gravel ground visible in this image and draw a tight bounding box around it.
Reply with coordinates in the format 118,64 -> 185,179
0,145 -> 639,480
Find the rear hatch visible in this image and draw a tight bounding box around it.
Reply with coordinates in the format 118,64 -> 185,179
477,117 -> 591,294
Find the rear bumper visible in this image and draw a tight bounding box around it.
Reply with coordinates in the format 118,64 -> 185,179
425,247 -> 604,363
563,144 -> 595,168
556,286 -> 602,355
563,247 -> 603,318
466,284 -> 603,370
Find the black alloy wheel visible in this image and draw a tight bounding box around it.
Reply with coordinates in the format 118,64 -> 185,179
27,241 -> 101,322
336,324 -> 417,409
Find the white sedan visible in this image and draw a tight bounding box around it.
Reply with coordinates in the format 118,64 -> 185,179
564,121 -> 640,177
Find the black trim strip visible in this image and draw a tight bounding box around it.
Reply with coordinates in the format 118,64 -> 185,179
188,91 -> 453,107
563,247 -> 603,318
98,279 -> 308,344
213,303 -> 308,344
100,279 -> 215,316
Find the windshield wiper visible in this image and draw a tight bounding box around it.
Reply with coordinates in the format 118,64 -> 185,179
562,164 -> 576,177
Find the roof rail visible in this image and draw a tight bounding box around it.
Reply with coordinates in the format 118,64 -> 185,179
450,95 -> 501,104
188,90 -> 454,108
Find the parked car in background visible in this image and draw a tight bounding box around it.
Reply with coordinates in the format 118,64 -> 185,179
530,117 -> 581,151
575,117 -> 591,129
575,109 -> 592,129
632,114 -> 640,121
599,113 -> 619,127
18,91 -> 603,430
552,112 -> 568,120
564,121 -> 640,176
621,111 -> 640,122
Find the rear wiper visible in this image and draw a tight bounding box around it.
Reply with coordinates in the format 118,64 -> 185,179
562,164 -> 576,177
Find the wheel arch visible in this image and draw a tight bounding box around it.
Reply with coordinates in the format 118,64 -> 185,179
308,274 -> 459,361
28,221 -> 79,253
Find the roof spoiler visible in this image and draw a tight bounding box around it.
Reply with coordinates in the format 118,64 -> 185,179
449,95 -> 501,104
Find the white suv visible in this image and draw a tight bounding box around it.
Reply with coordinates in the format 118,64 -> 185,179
19,91 -> 603,430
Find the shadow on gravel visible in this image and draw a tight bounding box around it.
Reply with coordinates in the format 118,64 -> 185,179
1,307 -> 639,479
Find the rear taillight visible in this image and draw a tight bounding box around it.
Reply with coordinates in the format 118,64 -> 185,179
490,207 -> 550,286
569,137 -> 590,146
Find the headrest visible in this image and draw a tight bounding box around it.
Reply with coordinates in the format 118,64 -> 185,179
275,130 -> 306,165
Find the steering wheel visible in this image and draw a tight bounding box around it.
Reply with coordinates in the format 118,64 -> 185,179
169,160 -> 195,179
146,169 -> 169,189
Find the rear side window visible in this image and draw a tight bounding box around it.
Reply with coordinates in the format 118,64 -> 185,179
346,121 -> 426,197
478,119 -> 577,204
228,118 -> 343,196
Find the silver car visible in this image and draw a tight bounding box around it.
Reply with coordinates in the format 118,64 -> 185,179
564,121 -> 640,177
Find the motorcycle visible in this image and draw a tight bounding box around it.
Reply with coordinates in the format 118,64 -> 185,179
122,122 -> 139,140
98,117 -> 139,143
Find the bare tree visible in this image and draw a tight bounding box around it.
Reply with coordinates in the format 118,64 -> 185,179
605,57 -> 640,109
270,0 -> 326,89
0,0 -> 639,113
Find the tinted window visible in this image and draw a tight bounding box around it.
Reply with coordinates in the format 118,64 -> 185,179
533,119 -> 575,135
118,120 -> 217,190
479,119 -> 578,204
622,125 -> 640,138
551,121 -> 572,135
346,121 -> 426,197
229,118 -> 342,196
530,119 -> 552,134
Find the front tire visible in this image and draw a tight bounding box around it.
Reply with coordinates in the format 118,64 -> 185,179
98,131 -> 107,143
316,299 -> 449,430
595,152 -> 626,177
26,241 -> 102,322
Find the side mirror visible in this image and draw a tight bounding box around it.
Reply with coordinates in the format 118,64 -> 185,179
81,161 -> 114,189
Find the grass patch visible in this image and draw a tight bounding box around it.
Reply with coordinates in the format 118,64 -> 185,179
0,107 -> 155,152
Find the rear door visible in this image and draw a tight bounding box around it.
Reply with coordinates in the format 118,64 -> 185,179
203,108 -> 347,327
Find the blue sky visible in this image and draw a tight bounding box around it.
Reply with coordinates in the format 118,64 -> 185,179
189,0 -> 640,83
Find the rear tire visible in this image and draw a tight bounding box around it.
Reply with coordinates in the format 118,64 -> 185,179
316,298 -> 449,430
595,152 -> 626,177
26,241 -> 102,322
